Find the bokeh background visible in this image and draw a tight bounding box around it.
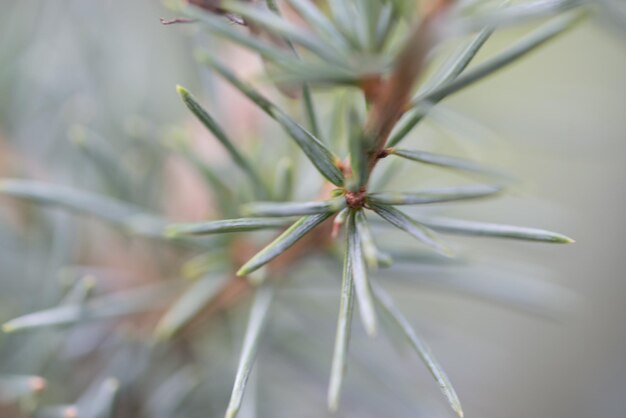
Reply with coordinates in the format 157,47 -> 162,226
0,1 -> 625,418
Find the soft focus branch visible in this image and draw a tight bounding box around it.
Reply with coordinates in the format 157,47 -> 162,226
364,0 -> 455,179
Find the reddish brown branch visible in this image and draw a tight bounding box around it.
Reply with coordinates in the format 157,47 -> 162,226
363,0 -> 454,177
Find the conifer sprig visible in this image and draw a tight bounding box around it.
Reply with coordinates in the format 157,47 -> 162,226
0,1 -> 590,417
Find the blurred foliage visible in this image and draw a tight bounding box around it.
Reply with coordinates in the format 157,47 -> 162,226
0,1 -> 623,418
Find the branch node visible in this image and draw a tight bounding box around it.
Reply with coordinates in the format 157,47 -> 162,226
377,148 -> 392,159
345,190 -> 367,209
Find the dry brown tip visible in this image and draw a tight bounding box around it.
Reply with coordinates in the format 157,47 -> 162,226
160,17 -> 196,25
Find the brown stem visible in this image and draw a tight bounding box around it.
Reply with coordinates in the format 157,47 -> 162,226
363,0 -> 454,179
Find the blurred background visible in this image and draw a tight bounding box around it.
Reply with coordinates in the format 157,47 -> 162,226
0,1 -> 625,418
